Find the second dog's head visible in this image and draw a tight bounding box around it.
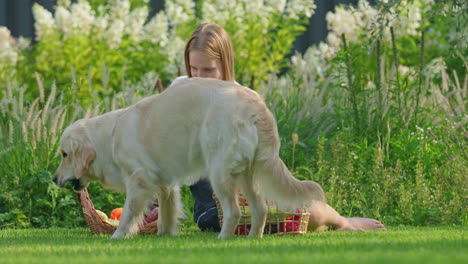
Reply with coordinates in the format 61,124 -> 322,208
53,120 -> 96,192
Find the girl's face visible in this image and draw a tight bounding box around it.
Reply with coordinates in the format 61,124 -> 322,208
189,50 -> 224,80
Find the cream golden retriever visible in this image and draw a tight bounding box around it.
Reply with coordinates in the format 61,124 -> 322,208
53,78 -> 325,239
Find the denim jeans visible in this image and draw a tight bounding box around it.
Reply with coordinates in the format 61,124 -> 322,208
190,179 -> 221,232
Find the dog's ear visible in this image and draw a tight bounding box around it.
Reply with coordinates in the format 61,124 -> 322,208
73,141 -> 96,178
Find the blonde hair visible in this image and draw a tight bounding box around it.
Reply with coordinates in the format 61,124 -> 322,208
184,23 -> 235,81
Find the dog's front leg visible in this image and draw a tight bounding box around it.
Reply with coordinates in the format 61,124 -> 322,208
111,170 -> 153,239
156,185 -> 181,236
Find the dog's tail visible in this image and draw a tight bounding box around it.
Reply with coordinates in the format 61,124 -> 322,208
254,153 -> 326,207
251,104 -> 326,207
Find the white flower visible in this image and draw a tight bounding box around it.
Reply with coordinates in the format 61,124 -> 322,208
32,3 -> 57,40
174,0 -> 195,10
124,7 -> 149,43
164,36 -> 185,63
108,0 -> 131,21
0,27 -> 18,67
17,37 -> 31,50
358,0 -> 379,32
163,36 -> 185,75
392,0 -> 421,37
94,15 -> 109,38
327,6 -> 364,45
69,0 -> 95,35
385,0 -> 426,38
426,58 -> 447,78
325,0 -> 393,47
55,0 -> 95,38
105,19 -> 125,49
285,0 -> 316,19
205,0 -> 236,10
167,4 -> 189,25
266,0 -> 287,13
55,6 -> 72,35
399,65 -> 410,75
318,42 -> 336,59
166,0 -> 195,25
0,27 -> 13,45
245,0 -> 264,11
57,0 -> 71,8
290,52 -> 306,73
144,11 -> 169,46
326,33 -> 341,48
201,2 -> 228,25
290,45 -> 329,78
365,81 -> 376,90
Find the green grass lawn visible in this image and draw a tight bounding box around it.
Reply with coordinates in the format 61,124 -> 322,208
0,225 -> 466,264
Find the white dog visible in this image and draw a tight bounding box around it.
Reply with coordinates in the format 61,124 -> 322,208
53,78 -> 325,239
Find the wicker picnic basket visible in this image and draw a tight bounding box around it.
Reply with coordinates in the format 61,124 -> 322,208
76,188 -> 158,235
213,193 -> 310,235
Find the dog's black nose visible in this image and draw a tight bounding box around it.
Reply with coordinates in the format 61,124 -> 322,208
52,175 -> 58,184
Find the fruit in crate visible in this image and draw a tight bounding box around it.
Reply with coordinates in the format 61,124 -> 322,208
236,225 -> 250,235
95,210 -> 109,222
279,217 -> 300,232
95,209 -> 119,226
144,207 -> 159,225
107,219 -> 119,227
110,208 -> 123,220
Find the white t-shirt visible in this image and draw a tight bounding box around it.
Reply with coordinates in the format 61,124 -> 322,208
170,76 -> 240,86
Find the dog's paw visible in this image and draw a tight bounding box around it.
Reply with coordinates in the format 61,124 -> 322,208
247,230 -> 264,238
110,232 -> 125,239
217,232 -> 234,239
111,228 -> 137,239
157,227 -> 179,236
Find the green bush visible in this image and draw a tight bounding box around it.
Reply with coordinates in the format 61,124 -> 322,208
0,76 -> 158,228
265,0 -> 467,225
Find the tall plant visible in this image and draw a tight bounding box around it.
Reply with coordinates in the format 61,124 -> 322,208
1,0 -> 316,104
270,0 -> 467,225
0,71 -> 159,228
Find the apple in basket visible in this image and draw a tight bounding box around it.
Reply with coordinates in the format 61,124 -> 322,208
96,209 -> 119,227
279,215 -> 301,232
236,225 -> 250,235
110,208 -> 123,220
278,221 -> 299,232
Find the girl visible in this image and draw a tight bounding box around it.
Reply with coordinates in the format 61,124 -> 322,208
174,23 -> 386,232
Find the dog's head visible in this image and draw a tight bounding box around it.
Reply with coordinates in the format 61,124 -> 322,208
53,121 -> 96,192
